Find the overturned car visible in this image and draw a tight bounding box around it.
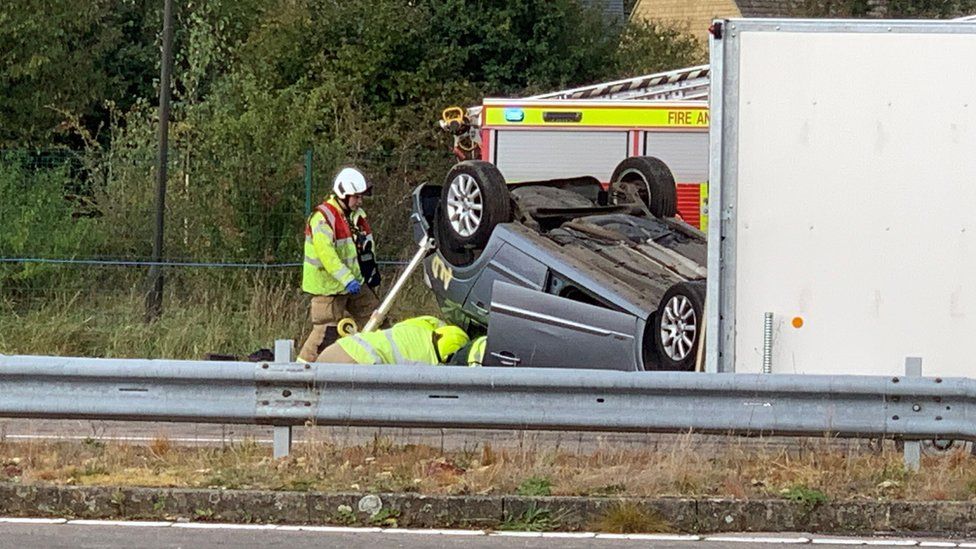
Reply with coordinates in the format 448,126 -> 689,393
411,157 -> 706,371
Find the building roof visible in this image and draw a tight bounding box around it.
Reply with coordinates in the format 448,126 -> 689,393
581,0 -> 627,22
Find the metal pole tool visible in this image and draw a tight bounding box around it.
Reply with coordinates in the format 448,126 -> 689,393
361,236 -> 434,332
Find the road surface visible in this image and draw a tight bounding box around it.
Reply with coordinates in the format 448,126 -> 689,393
0,519 -> 967,549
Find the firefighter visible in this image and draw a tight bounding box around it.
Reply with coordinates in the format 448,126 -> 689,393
449,335 -> 487,367
315,322 -> 470,366
393,315 -> 446,330
298,166 -> 380,363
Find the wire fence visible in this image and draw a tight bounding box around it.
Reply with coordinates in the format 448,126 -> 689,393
0,149 -> 410,316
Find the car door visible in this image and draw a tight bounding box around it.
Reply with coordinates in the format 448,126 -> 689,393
485,281 -> 641,371
464,241 -> 549,321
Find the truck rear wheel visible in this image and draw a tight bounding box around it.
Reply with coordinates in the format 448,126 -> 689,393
610,156 -> 678,218
437,161 -> 512,256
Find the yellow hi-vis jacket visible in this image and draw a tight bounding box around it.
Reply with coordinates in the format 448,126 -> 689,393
466,336 -> 487,366
302,196 -> 372,296
337,325 -> 439,365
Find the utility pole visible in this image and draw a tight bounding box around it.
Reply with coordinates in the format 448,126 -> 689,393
146,0 -> 174,322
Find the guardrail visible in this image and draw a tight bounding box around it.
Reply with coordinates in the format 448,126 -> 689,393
1,345 -> 972,462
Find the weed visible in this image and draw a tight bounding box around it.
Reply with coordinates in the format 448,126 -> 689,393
590,483 -> 626,496
194,507 -> 215,520
152,497 -> 167,513
500,504 -> 563,532
81,462 -> 109,477
333,505 -> 356,526
149,436 -> 172,459
516,476 -> 552,497
368,508 -> 399,528
482,443 -> 496,466
590,502 -> 672,534
82,437 -> 105,451
285,477 -> 316,492
781,484 -> 828,511
110,489 -> 126,511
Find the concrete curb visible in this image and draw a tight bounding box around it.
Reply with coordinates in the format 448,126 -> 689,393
1,483 -> 974,535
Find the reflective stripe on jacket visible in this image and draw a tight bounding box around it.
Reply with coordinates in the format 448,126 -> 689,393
337,325 -> 439,365
302,196 -> 371,295
467,336 -> 487,367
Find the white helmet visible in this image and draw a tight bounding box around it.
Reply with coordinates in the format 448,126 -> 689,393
333,167 -> 371,198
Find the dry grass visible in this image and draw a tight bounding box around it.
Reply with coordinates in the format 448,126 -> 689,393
3,434 -> 976,501
0,269 -> 438,359
590,502 -> 673,533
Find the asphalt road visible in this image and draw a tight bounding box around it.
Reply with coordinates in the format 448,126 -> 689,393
0,522 -> 964,549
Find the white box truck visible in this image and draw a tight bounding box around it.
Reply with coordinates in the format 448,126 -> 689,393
706,18 -> 976,377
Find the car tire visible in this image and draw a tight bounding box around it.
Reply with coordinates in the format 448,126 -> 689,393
653,280 -> 706,371
610,156 -> 678,218
433,203 -> 476,267
438,161 -> 512,252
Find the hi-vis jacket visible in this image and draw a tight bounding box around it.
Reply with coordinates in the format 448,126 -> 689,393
302,196 -> 374,295
449,335 -> 487,367
466,336 -> 487,366
337,324 -> 439,365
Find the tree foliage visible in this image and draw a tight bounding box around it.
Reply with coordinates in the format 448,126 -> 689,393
0,0 -> 159,147
793,0 -> 976,17
614,19 -> 706,76
2,0 -> 706,272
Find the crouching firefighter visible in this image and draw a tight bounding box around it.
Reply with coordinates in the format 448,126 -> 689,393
298,167 -> 380,363
315,321 -> 470,365
449,335 -> 487,367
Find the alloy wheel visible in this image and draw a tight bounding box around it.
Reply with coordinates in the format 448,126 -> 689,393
446,173 -> 483,237
660,294 -> 697,361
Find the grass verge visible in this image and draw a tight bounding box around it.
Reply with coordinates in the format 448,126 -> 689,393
2,433 -> 976,501
0,267 -> 438,359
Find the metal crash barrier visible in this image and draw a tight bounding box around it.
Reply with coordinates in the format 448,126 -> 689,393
1,346 -> 973,461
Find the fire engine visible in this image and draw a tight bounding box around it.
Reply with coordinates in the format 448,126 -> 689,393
441,65 -> 711,229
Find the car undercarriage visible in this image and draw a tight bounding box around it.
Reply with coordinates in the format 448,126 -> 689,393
411,159 -> 706,372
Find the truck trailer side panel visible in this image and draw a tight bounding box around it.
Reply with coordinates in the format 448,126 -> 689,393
710,19 -> 976,377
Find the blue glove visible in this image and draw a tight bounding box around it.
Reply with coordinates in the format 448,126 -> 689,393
345,280 -> 362,295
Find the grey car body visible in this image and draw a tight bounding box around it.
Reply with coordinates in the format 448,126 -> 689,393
411,176 -> 706,371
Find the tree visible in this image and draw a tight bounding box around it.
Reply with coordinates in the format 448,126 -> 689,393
613,19 -> 706,77
0,1 -> 112,146
794,0 -> 976,17
4,0 -> 709,262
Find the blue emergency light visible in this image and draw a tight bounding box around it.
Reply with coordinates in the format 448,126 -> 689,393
503,108 -> 525,122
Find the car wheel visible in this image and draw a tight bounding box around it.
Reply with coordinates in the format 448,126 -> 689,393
654,280 -> 705,371
433,203 -> 476,267
438,161 -> 512,252
610,156 -> 677,218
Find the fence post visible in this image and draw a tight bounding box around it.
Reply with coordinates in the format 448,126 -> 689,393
304,148 -> 313,217
903,357 -> 922,471
145,0 -> 175,322
273,339 -> 295,459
